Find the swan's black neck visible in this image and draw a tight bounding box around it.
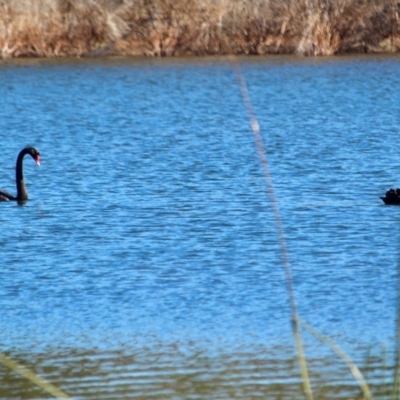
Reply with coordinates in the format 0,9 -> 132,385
15,148 -> 29,201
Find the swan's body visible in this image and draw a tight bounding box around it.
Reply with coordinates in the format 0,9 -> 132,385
0,147 -> 40,202
381,188 -> 400,205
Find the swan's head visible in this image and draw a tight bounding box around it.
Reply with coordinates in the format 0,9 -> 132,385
26,146 -> 41,166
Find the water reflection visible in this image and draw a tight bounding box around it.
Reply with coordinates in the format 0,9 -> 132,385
1,344 -> 392,399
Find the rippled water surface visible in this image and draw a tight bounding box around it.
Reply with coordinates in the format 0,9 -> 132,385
1,55 -> 400,399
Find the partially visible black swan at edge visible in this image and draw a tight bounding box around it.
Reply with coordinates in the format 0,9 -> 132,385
0,146 -> 40,202
381,188 -> 400,205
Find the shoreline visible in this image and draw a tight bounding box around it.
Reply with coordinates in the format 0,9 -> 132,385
2,53 -> 400,68
1,0 -> 400,59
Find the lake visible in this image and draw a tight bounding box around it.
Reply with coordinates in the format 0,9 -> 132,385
1,55 -> 400,399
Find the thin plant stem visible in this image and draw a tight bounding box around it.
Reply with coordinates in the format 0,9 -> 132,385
298,317 -> 373,400
232,57 -> 313,400
379,343 -> 388,400
392,242 -> 400,398
0,352 -> 71,399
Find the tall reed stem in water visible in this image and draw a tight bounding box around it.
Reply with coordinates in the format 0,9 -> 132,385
232,58 -> 313,400
393,246 -> 400,397
298,318 -> 373,400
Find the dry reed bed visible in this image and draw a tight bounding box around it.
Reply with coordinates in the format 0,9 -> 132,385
0,0 -> 399,58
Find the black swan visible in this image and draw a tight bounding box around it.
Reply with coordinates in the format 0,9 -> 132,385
381,188 -> 400,205
0,146 -> 40,202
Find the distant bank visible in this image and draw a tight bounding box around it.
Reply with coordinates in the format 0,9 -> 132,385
1,0 -> 399,58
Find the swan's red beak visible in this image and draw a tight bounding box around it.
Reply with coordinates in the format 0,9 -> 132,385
35,155 -> 40,166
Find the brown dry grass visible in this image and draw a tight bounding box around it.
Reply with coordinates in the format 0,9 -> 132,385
0,0 -> 400,58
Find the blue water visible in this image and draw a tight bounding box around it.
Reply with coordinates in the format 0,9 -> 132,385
1,55 -> 400,398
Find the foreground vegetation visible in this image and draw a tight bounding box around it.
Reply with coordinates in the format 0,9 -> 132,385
0,344 -> 397,399
233,63 -> 400,400
0,0 -> 400,58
